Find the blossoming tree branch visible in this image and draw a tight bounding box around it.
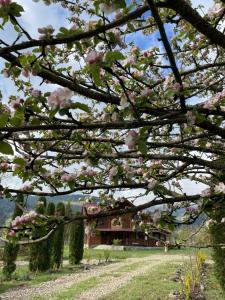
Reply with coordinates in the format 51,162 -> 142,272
0,0 -> 225,242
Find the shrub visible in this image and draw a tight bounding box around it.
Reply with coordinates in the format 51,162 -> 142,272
181,251 -> 206,300
69,213 -> 84,265
103,250 -> 111,262
112,239 -> 121,246
51,202 -> 65,269
2,194 -> 24,280
209,222 -> 225,291
29,199 -> 50,272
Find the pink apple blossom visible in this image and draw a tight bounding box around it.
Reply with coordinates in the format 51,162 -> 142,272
125,130 -> 138,150
11,98 -> 22,110
8,230 -> 16,237
147,178 -> 158,189
85,50 -> 103,65
200,188 -> 211,197
0,0 -> 11,6
21,69 -> 29,78
31,89 -> 41,98
3,69 -> 10,77
109,167 -> 118,179
141,88 -> 153,98
99,3 -> 117,15
214,182 -> 225,193
0,162 -> 9,171
48,87 -> 73,109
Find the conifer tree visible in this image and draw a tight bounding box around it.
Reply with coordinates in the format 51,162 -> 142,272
64,201 -> 73,243
29,199 -> 49,272
51,202 -> 65,269
69,213 -> 84,265
2,194 -> 24,280
46,202 -> 56,267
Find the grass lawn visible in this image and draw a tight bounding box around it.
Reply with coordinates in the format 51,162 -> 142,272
100,262 -> 182,300
204,265 -> 225,300
64,246 -> 212,261
0,264 -> 83,294
0,246 -> 213,297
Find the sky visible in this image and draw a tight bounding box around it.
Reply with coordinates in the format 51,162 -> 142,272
0,0 -> 214,200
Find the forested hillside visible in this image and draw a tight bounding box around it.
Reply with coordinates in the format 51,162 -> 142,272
0,195 -> 84,226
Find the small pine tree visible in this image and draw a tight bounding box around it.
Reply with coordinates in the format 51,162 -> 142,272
69,213 -> 84,265
3,194 -> 24,280
51,202 -> 65,269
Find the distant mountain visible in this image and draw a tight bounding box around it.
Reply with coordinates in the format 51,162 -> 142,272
146,206 -> 207,227
0,194 -> 85,226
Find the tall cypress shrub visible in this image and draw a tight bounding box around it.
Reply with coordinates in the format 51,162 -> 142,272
205,193 -> 225,291
51,202 -> 65,269
210,222 -> 225,291
64,201 -> 73,244
46,202 -> 55,268
29,199 -> 49,272
69,213 -> 84,265
2,194 -> 24,280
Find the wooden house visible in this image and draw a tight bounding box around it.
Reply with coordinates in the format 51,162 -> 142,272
82,200 -> 170,248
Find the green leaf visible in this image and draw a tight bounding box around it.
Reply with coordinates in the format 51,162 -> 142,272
0,113 -> 8,127
105,51 -> 125,63
9,3 -> 24,17
0,141 -> 13,155
89,65 -> 101,86
71,102 -> 90,113
138,139 -> 148,154
13,157 -> 25,165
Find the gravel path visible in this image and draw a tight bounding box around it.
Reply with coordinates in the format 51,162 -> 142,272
0,254 -> 188,300
75,255 -> 186,300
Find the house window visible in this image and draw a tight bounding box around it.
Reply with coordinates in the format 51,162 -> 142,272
98,217 -> 107,226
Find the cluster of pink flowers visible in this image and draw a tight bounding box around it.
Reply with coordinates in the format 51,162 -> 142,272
11,97 -> 24,110
214,182 -> 225,193
205,219 -> 217,228
109,167 -> 118,180
141,88 -> 153,98
48,87 -> 73,110
208,3 -> 225,19
203,89 -> 225,109
0,161 -> 9,171
12,211 -> 37,228
186,111 -> 196,125
8,211 -> 37,237
21,184 -> 33,192
200,188 -> 211,197
31,89 -> 41,98
3,68 -> 10,77
61,173 -> 76,182
123,56 -> 136,67
0,0 -> 11,6
99,3 -> 117,15
85,50 -> 103,65
147,178 -> 158,189
125,130 -> 138,150
112,29 -> 125,47
38,25 -> 54,39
